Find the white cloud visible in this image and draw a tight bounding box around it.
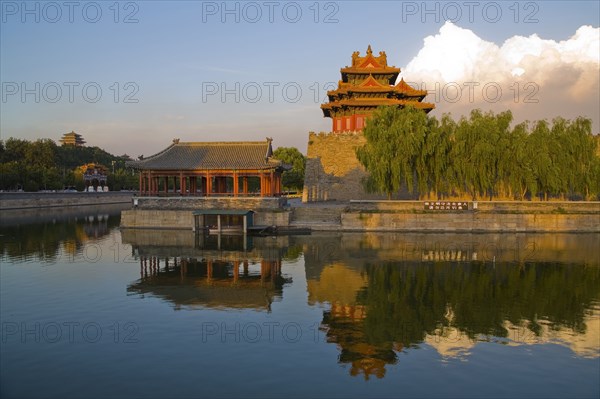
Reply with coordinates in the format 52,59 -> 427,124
401,22 -> 600,132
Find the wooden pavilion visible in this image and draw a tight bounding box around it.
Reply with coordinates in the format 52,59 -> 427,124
127,138 -> 287,197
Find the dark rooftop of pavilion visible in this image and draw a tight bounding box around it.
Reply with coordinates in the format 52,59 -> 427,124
126,139 -> 284,171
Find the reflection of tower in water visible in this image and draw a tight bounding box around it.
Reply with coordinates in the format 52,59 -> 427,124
322,302 -> 399,380
306,262 -> 398,380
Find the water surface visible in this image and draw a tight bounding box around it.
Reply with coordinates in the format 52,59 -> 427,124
1,207 -> 599,398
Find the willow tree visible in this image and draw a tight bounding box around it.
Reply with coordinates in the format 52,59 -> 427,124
420,114 -> 454,199
356,105 -> 429,199
505,122 -> 537,200
528,120 -> 562,200
557,117 -> 596,199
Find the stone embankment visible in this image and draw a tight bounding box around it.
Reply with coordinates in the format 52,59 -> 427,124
0,192 -> 133,210
120,196 -> 290,230
119,197 -> 600,233
291,200 -> 600,233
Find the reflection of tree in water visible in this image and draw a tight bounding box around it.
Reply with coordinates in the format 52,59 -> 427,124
0,214 -> 118,262
319,261 -> 600,379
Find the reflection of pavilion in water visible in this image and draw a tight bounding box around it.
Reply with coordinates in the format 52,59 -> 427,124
296,232 -> 600,379
123,230 -> 291,311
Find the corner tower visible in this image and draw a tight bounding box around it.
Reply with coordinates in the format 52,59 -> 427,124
321,45 -> 434,133
303,46 -> 434,202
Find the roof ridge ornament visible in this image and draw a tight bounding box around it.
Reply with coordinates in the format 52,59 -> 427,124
173,138 -> 180,144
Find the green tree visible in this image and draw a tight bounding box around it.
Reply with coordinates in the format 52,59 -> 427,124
528,120 -> 562,200
422,114 -> 454,199
356,106 -> 429,199
559,117 -> 596,199
0,136 -> 138,191
505,122 -> 537,200
273,147 -> 306,192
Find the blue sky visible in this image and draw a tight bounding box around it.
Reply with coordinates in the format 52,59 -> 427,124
1,0 -> 599,157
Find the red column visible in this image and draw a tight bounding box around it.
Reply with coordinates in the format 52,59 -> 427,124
179,172 -> 185,196
270,170 -> 275,197
276,173 -> 282,195
233,171 -> 239,197
260,174 -> 265,197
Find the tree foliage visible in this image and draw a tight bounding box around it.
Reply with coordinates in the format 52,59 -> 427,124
359,261 -> 600,348
356,106 -> 600,200
0,138 -> 138,191
273,146 -> 306,192
356,106 -> 428,199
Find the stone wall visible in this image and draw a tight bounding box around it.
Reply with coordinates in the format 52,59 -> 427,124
302,131 -> 420,202
120,199 -> 599,232
341,201 -> 600,233
120,209 -> 290,230
255,210 -> 290,227
121,196 -> 289,230
133,196 -> 286,210
121,210 -> 194,230
0,192 -> 132,210
341,212 -> 599,233
303,132 -> 388,202
348,200 -> 600,213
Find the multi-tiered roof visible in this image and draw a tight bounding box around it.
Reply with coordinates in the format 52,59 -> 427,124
321,45 -> 435,133
59,131 -> 86,146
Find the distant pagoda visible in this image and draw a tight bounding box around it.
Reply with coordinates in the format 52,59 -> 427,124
321,45 -> 434,133
59,131 -> 86,147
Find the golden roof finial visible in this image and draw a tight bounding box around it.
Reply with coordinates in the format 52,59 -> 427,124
366,45 -> 372,55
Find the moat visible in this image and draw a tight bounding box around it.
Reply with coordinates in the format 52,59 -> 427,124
1,205 -> 599,398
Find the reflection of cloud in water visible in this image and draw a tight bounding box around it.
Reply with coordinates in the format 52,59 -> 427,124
424,308 -> 476,361
423,308 -> 600,360
504,309 -> 600,359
